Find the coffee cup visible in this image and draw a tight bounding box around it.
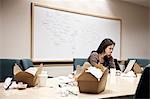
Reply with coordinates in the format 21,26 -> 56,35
38,71 -> 48,87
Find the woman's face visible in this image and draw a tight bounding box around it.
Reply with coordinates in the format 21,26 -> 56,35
105,45 -> 114,56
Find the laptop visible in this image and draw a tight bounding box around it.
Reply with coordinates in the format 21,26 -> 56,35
114,59 -> 121,71
114,59 -> 136,73
123,60 -> 136,74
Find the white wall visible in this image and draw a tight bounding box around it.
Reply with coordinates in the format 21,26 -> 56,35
1,0 -> 30,58
42,66 -> 72,77
148,4 -> 150,59
1,0 -> 149,60
0,0 -> 2,55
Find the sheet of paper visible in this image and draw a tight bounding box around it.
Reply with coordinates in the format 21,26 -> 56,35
121,70 -> 136,77
86,67 -> 103,81
25,67 -> 37,75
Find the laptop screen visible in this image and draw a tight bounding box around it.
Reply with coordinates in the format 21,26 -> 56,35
124,60 -> 136,74
114,59 -> 121,71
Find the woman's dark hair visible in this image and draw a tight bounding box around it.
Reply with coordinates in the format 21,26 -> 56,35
96,38 -> 115,54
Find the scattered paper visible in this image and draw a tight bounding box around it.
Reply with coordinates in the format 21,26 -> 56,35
121,70 -> 136,77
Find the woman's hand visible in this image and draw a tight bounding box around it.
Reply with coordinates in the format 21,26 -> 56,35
97,62 -> 105,72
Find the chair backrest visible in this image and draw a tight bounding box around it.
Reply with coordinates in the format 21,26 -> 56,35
73,58 -> 87,71
0,59 -> 22,82
135,66 -> 150,98
21,59 -> 34,71
128,58 -> 150,67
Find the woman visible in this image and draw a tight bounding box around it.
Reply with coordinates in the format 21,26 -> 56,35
87,38 -> 115,72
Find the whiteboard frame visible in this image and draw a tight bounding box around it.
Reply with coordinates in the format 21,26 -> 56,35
31,3 -> 122,62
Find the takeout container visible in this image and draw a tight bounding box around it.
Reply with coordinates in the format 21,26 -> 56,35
77,68 -> 109,94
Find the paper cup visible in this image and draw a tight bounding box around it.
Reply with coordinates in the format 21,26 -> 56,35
38,72 -> 48,87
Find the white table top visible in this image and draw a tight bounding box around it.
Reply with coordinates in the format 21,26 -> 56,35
0,71 -> 141,99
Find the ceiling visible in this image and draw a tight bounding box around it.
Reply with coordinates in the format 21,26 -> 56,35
122,0 -> 149,8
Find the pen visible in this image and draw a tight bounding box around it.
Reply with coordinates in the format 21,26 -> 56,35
58,84 -> 62,88
68,90 -> 78,96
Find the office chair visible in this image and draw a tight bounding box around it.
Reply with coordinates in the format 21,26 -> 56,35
135,66 -> 150,99
73,58 -> 87,71
0,59 -> 22,82
21,59 -> 34,71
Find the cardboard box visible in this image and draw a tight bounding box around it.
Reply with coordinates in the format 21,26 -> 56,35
133,63 -> 142,74
14,64 -> 43,87
77,68 -> 109,94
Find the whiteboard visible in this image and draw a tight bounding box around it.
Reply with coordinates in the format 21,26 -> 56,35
32,4 -> 121,62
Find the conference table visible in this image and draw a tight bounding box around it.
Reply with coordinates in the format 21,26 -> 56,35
0,70 -> 141,99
